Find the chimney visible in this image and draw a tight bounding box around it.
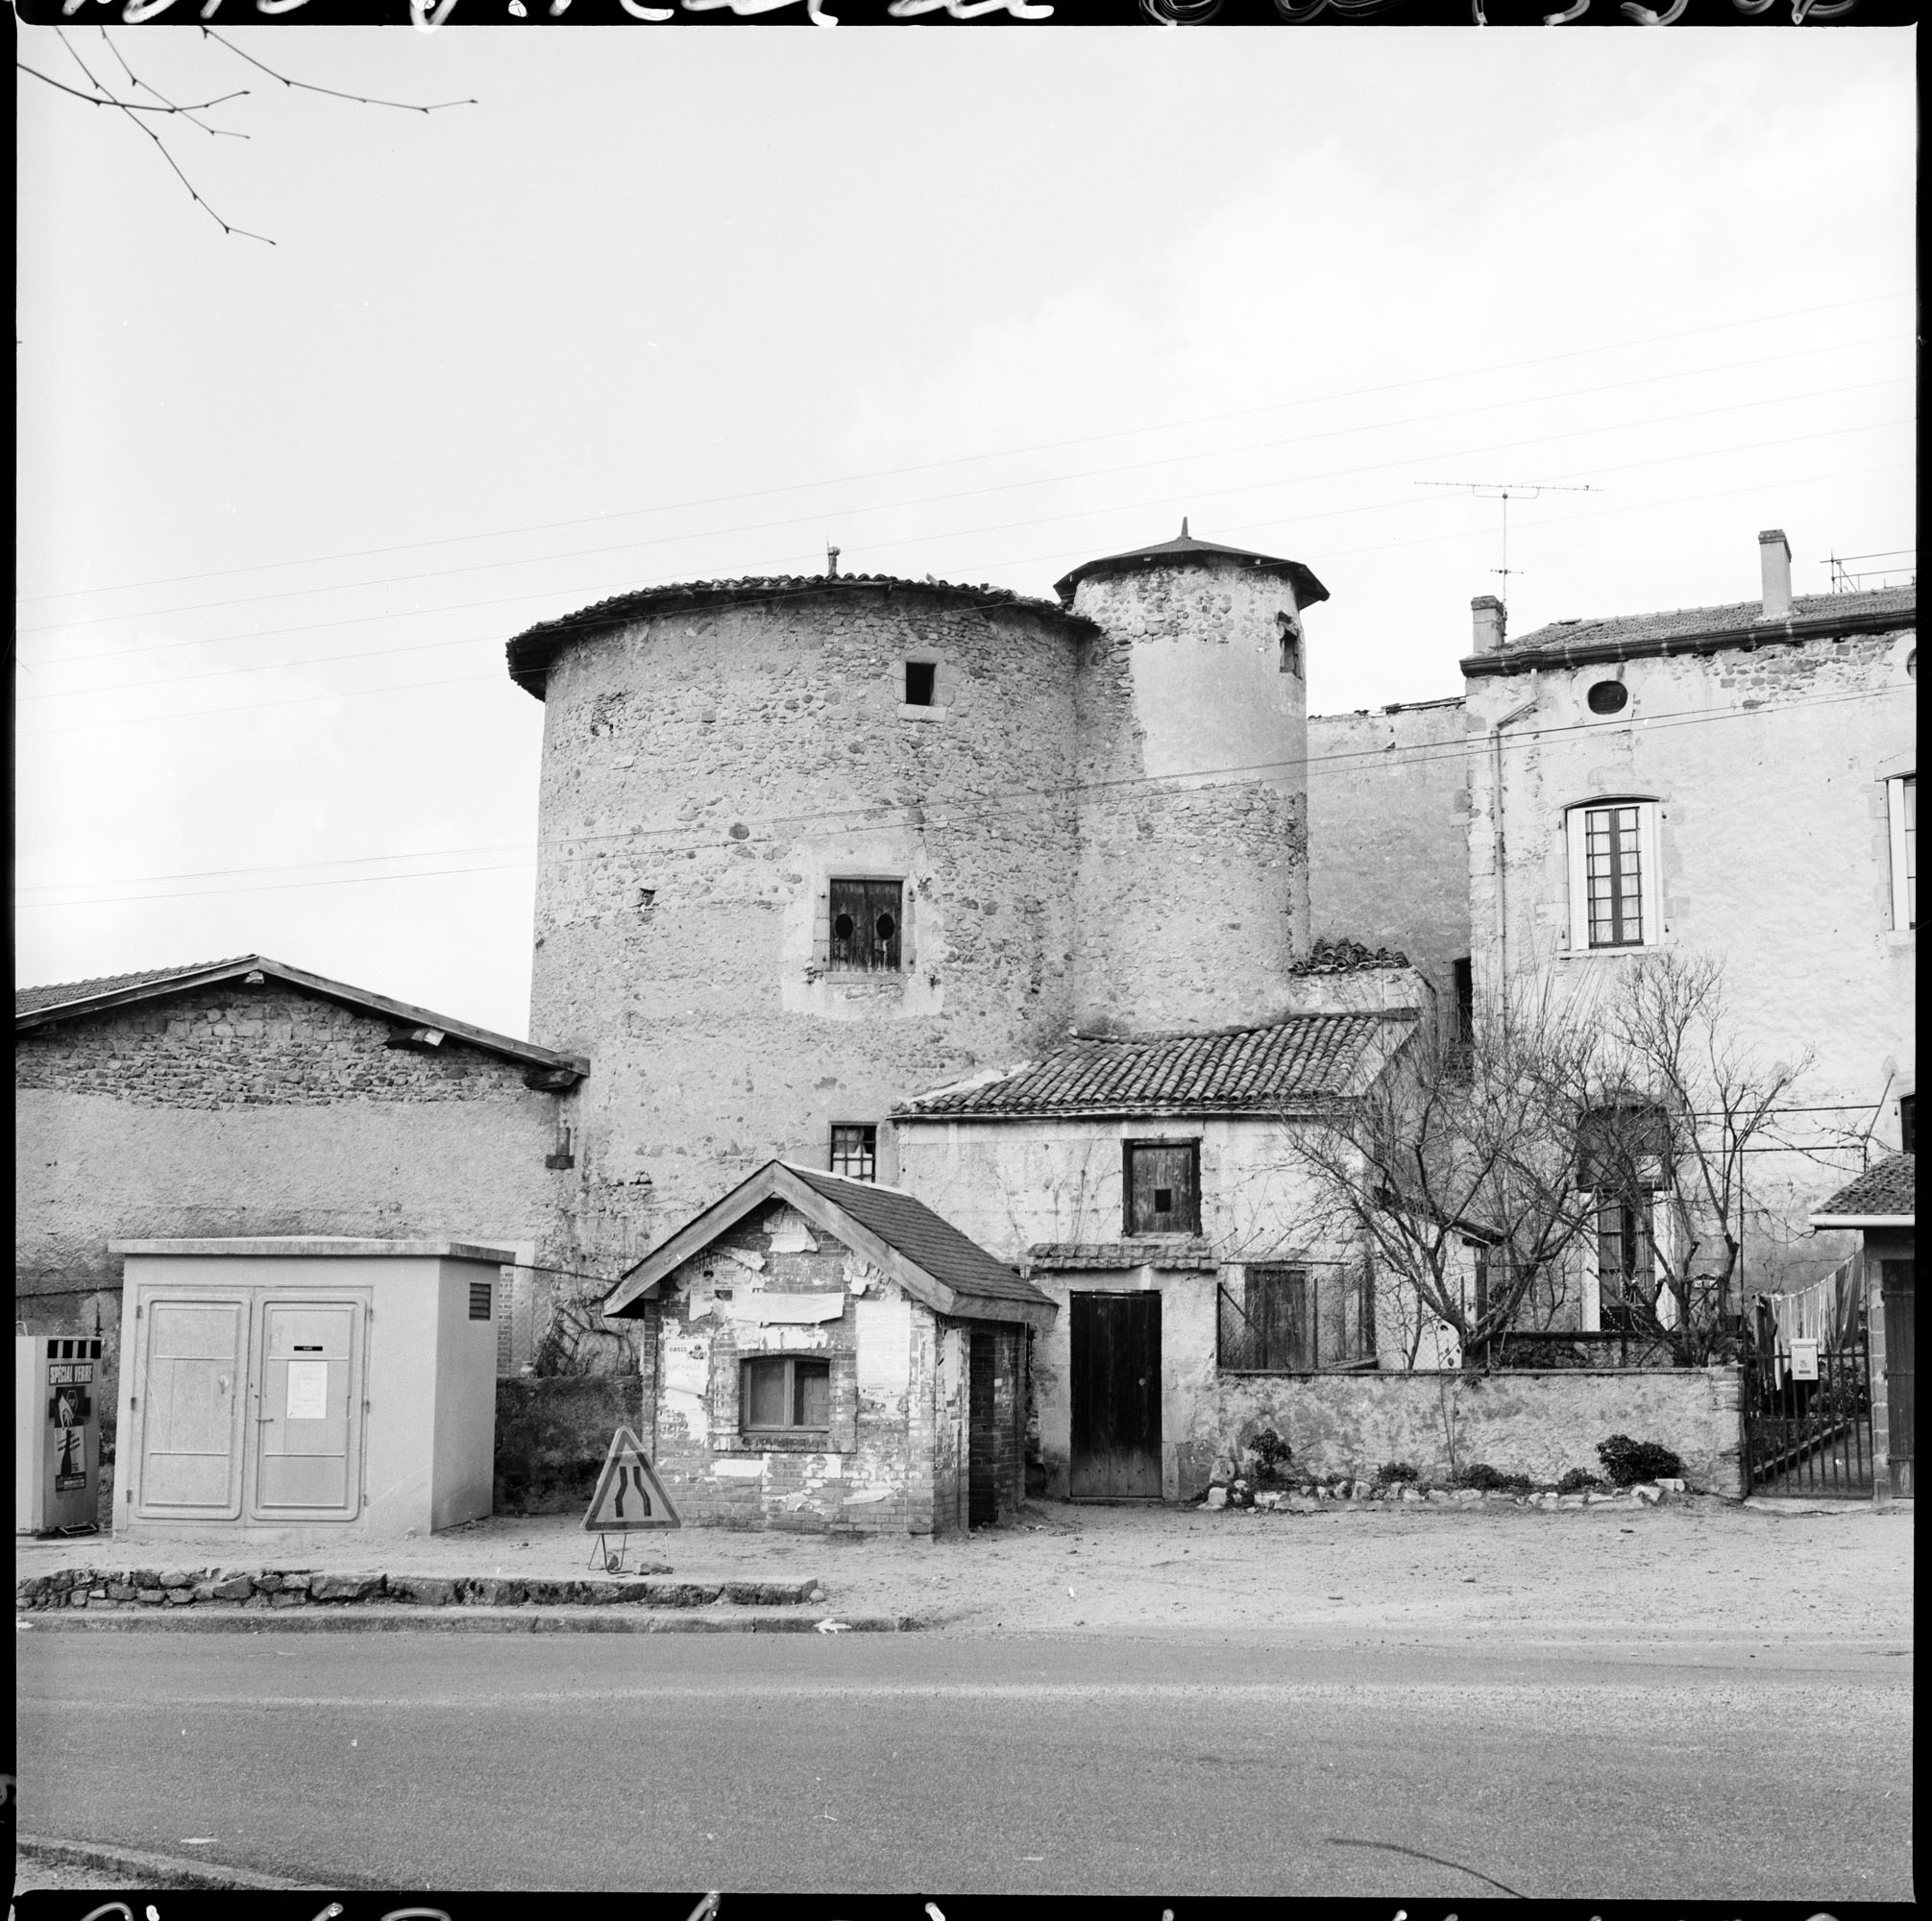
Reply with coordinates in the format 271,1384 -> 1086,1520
1758,528 -> 1792,620
1471,594 -> 1506,654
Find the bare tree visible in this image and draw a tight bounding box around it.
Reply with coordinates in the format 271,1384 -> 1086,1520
1290,977 -> 1606,1374
1581,950 -> 1814,1366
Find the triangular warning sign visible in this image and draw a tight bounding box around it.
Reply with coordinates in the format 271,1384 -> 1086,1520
582,1427 -> 680,1531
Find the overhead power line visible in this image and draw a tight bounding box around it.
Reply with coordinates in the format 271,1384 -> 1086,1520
15,680 -> 1910,912
15,287 -> 1912,610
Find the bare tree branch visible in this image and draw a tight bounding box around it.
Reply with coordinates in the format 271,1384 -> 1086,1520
100,28 -> 251,141
19,61 -> 250,117
202,28 -> 478,113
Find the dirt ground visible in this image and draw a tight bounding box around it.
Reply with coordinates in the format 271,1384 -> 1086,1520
14,1495 -> 1912,1643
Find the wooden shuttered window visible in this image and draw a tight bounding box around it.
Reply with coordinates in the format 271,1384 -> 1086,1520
1123,1139 -> 1201,1236
829,878 -> 903,972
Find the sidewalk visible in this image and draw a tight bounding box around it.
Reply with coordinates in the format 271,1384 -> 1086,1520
14,1494 -> 1912,1643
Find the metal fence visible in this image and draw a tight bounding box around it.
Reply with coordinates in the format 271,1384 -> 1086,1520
1742,1334 -> 1875,1498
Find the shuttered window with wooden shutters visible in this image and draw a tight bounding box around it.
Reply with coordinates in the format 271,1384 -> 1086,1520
829,878 -> 902,971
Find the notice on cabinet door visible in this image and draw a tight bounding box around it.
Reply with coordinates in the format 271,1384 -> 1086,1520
286,1361 -> 330,1422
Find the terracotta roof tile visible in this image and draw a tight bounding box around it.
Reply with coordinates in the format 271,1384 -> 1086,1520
1028,1240 -> 1219,1272
893,1010 -> 1416,1119
15,958 -> 257,1018
1501,585 -> 1914,661
1813,1153 -> 1916,1222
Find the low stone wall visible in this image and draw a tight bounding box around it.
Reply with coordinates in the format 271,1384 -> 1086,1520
495,1374 -> 640,1515
14,1566 -> 820,1613
1215,1367 -> 1745,1497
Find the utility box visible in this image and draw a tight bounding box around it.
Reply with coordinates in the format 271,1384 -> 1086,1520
16,1334 -> 105,1534
108,1238 -> 512,1543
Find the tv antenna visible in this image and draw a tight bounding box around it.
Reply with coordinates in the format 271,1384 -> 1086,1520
1417,478 -> 1598,606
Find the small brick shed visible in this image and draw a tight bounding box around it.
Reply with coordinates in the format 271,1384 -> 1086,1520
602,1161 -> 1056,1535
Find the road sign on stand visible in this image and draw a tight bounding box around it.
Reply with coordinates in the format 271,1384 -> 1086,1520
583,1427 -> 678,1571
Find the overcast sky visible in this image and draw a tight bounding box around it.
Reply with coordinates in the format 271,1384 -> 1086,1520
15,24 -> 1916,1038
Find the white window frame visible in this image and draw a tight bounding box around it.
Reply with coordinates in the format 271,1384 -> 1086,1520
1887,773 -> 1916,931
1565,799 -> 1662,952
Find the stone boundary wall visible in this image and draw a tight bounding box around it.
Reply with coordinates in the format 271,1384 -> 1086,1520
1216,1366 -> 1745,1496
15,1567 -> 821,1613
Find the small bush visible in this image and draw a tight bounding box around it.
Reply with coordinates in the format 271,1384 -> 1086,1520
1597,1435 -> 1682,1486
1457,1462 -> 1532,1494
1556,1468 -> 1602,1495
1373,1461 -> 1419,1484
1250,1429 -> 1294,1483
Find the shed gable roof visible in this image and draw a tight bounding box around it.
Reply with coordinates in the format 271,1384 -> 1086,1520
893,1009 -> 1417,1120
14,954 -> 587,1082
603,1160 -> 1055,1328
1810,1152 -> 1916,1227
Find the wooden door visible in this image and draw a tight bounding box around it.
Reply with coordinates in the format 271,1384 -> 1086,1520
135,1295 -> 250,1519
1069,1293 -> 1162,1499
251,1300 -> 363,1520
1881,1261 -> 1914,1499
967,1326 -> 998,1527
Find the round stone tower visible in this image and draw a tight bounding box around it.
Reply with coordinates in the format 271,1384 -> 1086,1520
1057,523 -> 1327,1034
507,573 -> 1093,1268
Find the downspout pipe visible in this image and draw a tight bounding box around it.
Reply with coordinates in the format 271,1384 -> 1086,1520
1489,695 -> 1539,992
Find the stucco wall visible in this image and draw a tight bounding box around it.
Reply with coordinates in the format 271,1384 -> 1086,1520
1069,562 -> 1310,1033
526,589 -> 1088,1278
641,1197 -> 975,1535
1215,1366 -> 1745,1496
1465,622 -> 1917,1290
1308,698 -> 1472,1015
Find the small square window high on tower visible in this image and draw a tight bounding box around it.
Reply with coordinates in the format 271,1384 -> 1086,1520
905,661 -> 938,707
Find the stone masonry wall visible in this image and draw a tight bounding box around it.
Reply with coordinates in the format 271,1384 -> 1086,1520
1308,698 -> 1471,1017
1069,561 -> 1310,1033
1215,1366 -> 1745,1496
15,985 -> 574,1494
644,1198 -> 952,1535
527,589 -> 1087,1279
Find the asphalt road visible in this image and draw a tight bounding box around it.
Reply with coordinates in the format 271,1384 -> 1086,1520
16,1629 -> 1911,1900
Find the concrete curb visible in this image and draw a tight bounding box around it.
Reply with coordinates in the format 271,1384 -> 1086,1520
16,1834 -> 342,1892
17,1604 -> 921,1634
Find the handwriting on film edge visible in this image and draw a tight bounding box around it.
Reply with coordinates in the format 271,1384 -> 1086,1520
51,0 -> 1868,24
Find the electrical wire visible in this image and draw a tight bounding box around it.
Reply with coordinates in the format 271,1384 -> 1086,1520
15,679 -> 1912,911
16,285 -> 1911,610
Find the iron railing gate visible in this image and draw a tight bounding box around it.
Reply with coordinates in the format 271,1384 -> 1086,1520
1742,1334 -> 1875,1497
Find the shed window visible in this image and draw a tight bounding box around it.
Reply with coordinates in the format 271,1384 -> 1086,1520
1123,1139 -> 1200,1236
904,661 -> 937,707
741,1356 -> 831,1435
830,1124 -> 877,1182
829,879 -> 902,971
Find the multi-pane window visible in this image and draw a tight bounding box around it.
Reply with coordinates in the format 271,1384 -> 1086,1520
829,878 -> 902,971
1596,1196 -> 1653,1333
1583,804 -> 1645,948
1123,1139 -> 1200,1236
830,1124 -> 877,1182
741,1356 -> 831,1436
1888,774 -> 1916,931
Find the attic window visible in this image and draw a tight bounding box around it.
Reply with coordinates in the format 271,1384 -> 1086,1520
905,661 -> 937,707
1587,681 -> 1629,716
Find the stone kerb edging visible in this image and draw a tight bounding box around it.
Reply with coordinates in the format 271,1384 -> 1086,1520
15,1568 -> 827,1614
1206,1478 -> 1695,1512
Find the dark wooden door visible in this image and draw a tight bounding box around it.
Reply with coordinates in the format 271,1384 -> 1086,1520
967,1327 -> 998,1527
1881,1261 -> 1914,1498
1069,1293 -> 1162,1499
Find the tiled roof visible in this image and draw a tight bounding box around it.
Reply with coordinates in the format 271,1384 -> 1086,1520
1812,1153 -> 1916,1224
505,571 -> 1096,697
1482,585 -> 1914,669
893,1010 -> 1417,1119
15,958 -> 256,1017
1054,522 -> 1330,609
14,954 -> 587,1078
1290,936 -> 1410,976
1028,1240 -> 1219,1273
784,1166 -> 1050,1308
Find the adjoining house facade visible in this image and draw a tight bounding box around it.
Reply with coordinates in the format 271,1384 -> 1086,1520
1461,533 -> 1916,1324
15,956 -> 592,1495
893,961 -> 1424,1502
600,1160 -> 1054,1534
